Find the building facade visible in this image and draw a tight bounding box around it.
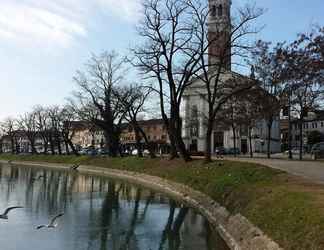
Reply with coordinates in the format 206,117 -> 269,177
180,0 -> 281,154
290,111 -> 324,149
120,119 -> 170,154
70,119 -> 170,153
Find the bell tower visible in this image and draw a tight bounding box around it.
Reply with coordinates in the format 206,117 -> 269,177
208,0 -> 232,70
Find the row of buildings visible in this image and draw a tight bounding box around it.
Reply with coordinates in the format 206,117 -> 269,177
0,119 -> 171,154
1,112 -> 323,155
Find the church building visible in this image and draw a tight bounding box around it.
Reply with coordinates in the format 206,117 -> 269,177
180,0 -> 281,154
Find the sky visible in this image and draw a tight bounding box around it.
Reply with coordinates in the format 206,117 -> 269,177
0,0 -> 323,120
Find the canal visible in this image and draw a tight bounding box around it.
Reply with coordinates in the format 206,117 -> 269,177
0,163 -> 229,250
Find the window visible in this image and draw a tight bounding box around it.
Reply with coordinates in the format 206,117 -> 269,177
321,122 -> 324,127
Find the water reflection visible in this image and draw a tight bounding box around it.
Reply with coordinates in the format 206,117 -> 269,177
0,163 -> 229,250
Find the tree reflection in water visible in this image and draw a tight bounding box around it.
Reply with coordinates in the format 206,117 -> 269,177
0,163 -> 229,250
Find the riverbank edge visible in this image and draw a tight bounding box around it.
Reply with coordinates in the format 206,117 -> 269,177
0,159 -> 281,250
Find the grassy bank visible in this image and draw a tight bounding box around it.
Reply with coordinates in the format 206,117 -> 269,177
1,154 -> 324,249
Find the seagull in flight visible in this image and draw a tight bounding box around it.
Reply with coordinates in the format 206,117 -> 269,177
0,206 -> 24,220
36,213 -> 64,230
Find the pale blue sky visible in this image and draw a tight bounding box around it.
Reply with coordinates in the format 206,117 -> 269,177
0,0 -> 323,119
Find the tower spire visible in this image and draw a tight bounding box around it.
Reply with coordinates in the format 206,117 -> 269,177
208,0 -> 232,71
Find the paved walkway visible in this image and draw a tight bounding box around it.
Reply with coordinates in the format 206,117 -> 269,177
224,156 -> 324,184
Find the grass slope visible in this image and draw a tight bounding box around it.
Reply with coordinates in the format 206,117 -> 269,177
1,154 -> 324,250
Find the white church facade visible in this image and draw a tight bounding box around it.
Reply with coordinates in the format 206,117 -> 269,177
180,0 -> 281,155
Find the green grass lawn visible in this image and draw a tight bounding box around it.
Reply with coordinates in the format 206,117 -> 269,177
1,154 -> 324,249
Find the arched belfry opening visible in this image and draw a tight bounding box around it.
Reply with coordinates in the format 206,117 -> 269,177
211,5 -> 217,16
218,4 -> 223,16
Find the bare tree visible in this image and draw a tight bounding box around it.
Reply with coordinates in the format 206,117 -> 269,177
34,105 -> 52,154
47,106 -> 63,155
59,105 -> 80,156
238,85 -> 263,158
132,0 -> 216,161
217,96 -> 244,157
72,51 -> 129,157
284,33 -> 324,160
119,84 -> 156,158
251,41 -> 286,158
17,112 -> 38,154
0,118 -> 17,154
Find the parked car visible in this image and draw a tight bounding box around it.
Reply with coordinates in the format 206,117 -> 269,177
79,148 -> 88,155
97,148 -> 109,155
284,147 -> 307,155
131,149 -> 138,156
215,147 -> 226,155
86,148 -> 97,156
226,148 -> 240,155
79,147 -> 97,156
311,142 -> 324,159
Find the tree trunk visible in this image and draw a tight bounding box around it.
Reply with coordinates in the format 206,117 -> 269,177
64,140 -> 70,155
43,140 -> 48,154
288,95 -> 293,160
104,130 -> 118,157
267,120 -> 273,159
49,132 -> 55,155
29,137 -> 37,154
137,125 -> 156,159
68,140 -> 79,156
204,124 -> 213,163
168,132 -> 179,160
134,127 -> 143,157
174,132 -> 191,162
248,127 -> 253,158
57,136 -> 62,155
299,119 -> 303,160
15,139 -> 20,154
10,137 -> 15,154
232,124 -> 237,157
168,107 -> 191,162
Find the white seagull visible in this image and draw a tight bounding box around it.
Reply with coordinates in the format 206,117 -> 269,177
36,213 -> 64,230
0,206 -> 24,220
